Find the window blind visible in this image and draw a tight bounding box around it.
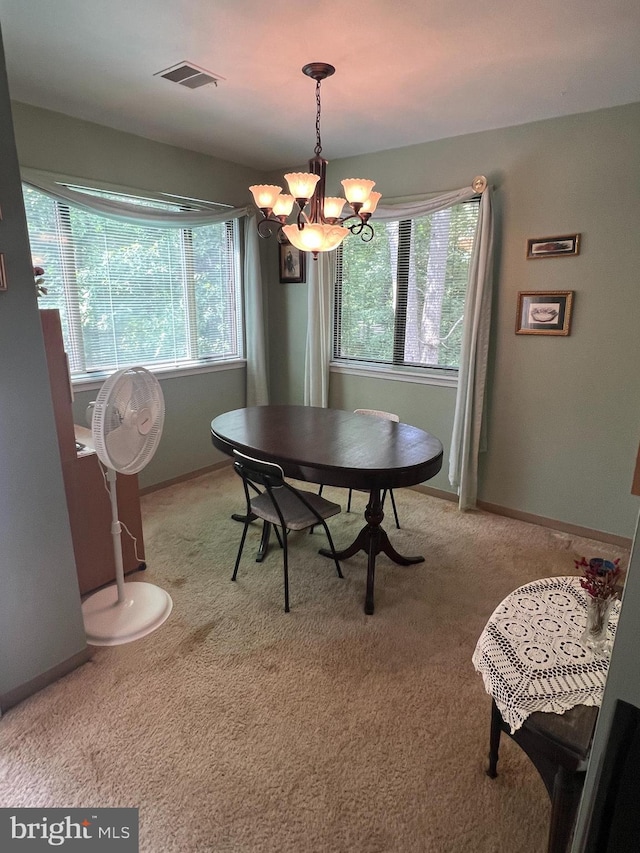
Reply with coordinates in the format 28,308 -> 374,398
334,199 -> 479,370
24,185 -> 242,376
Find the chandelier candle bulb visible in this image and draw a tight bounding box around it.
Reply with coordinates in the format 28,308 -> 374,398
250,62 -> 379,256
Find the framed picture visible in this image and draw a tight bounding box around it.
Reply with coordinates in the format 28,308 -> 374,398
516,291 -> 574,336
0,253 -> 6,291
526,233 -> 580,259
279,241 -> 305,283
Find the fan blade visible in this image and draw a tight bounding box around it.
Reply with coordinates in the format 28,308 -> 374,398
113,376 -> 134,409
105,424 -> 145,468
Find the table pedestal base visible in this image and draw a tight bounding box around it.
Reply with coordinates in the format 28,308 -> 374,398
319,489 -> 423,614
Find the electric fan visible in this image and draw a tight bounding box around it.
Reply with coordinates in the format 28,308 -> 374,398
81,366 -> 173,645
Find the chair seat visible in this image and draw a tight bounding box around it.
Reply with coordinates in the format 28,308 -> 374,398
250,489 -> 341,531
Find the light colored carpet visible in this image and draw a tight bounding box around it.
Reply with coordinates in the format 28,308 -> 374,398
0,468 -> 629,852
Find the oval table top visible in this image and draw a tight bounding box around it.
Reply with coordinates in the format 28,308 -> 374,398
210,405 -> 444,491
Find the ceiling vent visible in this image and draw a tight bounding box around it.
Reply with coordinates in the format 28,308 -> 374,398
155,62 -> 224,90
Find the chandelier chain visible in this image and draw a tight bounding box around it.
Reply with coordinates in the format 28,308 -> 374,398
314,79 -> 322,157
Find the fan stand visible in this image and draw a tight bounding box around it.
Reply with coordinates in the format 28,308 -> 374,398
82,467 -> 173,646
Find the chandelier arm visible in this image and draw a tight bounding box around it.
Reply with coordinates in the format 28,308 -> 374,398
256,217 -> 283,240
296,207 -> 309,230
339,212 -> 367,228
347,220 -> 375,242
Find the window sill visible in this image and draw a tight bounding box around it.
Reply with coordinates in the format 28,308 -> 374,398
71,358 -> 246,392
330,362 -> 458,388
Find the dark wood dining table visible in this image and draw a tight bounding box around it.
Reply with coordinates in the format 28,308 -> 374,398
210,405 -> 443,614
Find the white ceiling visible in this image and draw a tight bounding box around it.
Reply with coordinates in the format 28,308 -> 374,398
1,0 -> 639,172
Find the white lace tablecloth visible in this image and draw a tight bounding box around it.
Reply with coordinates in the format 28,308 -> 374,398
472,576 -> 620,733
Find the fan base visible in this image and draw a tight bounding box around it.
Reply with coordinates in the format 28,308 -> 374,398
82,581 -> 173,646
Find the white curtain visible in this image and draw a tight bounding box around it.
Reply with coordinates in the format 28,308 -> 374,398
371,185 -> 482,223
21,167 -> 249,227
21,167 -> 269,405
304,251 -> 335,407
244,219 -> 269,405
305,178 -> 494,509
447,189 -> 494,509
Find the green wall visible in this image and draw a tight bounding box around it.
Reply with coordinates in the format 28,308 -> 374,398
0,32 -> 87,702
11,102 -> 263,486
266,103 -> 640,539
71,367 -> 246,489
11,102 -> 260,207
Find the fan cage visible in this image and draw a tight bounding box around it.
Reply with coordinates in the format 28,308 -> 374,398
92,366 -> 165,474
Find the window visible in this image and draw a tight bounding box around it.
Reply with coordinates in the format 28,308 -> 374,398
23,185 -> 243,377
333,199 -> 480,371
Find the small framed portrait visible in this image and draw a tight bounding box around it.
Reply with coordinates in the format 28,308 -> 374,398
526,234 -> 580,259
279,240 -> 305,283
516,291 -> 574,336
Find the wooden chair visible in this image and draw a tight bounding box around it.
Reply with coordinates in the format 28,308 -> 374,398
232,450 -> 343,612
486,699 -> 598,853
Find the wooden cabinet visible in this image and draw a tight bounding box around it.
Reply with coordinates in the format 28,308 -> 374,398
40,309 -> 145,594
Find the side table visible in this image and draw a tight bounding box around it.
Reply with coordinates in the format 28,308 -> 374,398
488,698 -> 597,853
473,576 -> 620,853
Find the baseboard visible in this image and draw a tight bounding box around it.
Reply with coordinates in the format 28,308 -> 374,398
411,484 -> 458,503
139,459 -> 231,495
0,647 -> 92,716
410,485 -> 632,549
141,469 -> 632,549
477,501 -> 632,549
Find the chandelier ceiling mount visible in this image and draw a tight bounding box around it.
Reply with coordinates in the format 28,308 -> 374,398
301,61 -> 336,83
249,63 -> 380,257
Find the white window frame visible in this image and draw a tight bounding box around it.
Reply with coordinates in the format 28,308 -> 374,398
24,181 -> 246,385
331,199 -> 480,387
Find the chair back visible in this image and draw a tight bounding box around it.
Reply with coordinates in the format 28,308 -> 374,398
354,408 -> 400,422
232,449 -> 338,535
230,452 -> 343,613
233,450 -> 285,490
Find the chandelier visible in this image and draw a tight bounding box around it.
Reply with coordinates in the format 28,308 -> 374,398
249,63 -> 380,257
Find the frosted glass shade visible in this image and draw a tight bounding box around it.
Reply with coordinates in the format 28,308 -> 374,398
323,197 -> 347,219
283,223 -> 349,253
361,191 -> 382,214
249,185 -> 282,209
272,194 -> 295,217
341,179 -> 375,204
284,172 -> 321,200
